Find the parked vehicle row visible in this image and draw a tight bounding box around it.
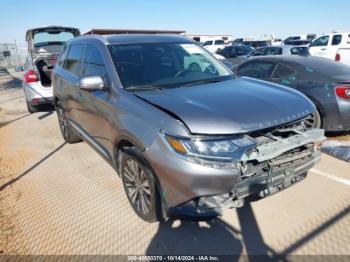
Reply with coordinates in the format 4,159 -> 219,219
235,56 -> 350,132
219,45 -> 310,70
309,32 -> 350,66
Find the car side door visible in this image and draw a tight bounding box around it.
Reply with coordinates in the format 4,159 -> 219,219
236,60 -> 277,80
60,43 -> 85,126
309,35 -> 329,58
76,44 -> 114,158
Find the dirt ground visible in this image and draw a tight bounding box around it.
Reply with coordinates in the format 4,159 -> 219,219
0,70 -> 349,257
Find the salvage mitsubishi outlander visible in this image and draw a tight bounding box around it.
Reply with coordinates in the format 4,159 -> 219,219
52,34 -> 325,222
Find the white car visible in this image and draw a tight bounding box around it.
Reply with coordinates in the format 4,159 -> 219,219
309,32 -> 350,66
202,39 -> 228,53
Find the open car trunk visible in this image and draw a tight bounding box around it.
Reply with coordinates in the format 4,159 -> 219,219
26,26 -> 81,87
35,57 -> 56,87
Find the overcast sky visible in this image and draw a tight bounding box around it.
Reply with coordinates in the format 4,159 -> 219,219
0,0 -> 349,46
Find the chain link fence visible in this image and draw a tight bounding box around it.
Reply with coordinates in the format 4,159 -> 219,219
0,42 -> 27,68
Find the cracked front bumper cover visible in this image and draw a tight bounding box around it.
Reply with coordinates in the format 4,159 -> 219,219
168,150 -> 321,219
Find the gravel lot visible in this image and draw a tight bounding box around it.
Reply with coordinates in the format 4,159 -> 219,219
0,70 -> 349,257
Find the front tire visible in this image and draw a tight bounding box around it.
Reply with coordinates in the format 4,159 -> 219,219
56,102 -> 81,144
121,148 -> 162,222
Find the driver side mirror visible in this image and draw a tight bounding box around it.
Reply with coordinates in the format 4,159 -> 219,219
77,76 -> 104,91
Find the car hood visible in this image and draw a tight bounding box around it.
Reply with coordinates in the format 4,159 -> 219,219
136,77 -> 315,135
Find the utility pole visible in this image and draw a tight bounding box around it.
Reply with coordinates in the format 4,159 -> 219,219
13,39 -> 20,66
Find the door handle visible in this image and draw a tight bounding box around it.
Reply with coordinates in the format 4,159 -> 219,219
320,48 -> 326,51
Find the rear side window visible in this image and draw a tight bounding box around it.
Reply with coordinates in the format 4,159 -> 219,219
64,44 -> 84,76
311,36 -> 329,47
272,64 -> 295,78
83,45 -> 109,84
250,47 -> 268,56
290,47 -> 310,56
215,40 -> 225,45
237,61 -> 276,79
267,47 -> 282,55
332,35 -> 342,45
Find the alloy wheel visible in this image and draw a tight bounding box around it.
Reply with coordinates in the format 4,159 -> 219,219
123,159 -> 152,215
57,108 -> 68,139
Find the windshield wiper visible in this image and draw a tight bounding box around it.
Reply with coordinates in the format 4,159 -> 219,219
179,78 -> 223,88
125,85 -> 163,92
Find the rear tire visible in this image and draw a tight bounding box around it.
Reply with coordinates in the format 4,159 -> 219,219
26,101 -> 38,113
56,102 -> 81,144
121,147 -> 163,222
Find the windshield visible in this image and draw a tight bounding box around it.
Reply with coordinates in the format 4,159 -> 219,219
33,31 -> 75,47
202,41 -> 213,46
108,42 -> 233,90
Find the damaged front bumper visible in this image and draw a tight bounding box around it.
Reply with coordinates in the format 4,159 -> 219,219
144,126 -> 325,219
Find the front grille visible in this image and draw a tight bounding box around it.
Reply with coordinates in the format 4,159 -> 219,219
238,114 -> 319,180
241,144 -> 314,180
250,114 -> 317,144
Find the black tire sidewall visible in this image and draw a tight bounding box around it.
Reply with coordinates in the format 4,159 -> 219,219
121,148 -> 162,222
56,102 -> 80,144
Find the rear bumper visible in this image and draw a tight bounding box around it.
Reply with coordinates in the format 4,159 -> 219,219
167,150 -> 321,220
23,82 -> 53,105
324,98 -> 350,132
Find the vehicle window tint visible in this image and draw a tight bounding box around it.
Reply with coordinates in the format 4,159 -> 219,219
58,44 -> 69,67
203,41 -> 213,46
236,46 -> 253,55
83,45 -> 109,84
290,47 -> 310,56
272,64 -> 295,78
311,36 -> 329,47
64,44 -> 84,76
267,47 -> 282,55
215,40 -> 225,45
332,35 -> 342,45
250,47 -> 267,56
237,61 -> 276,79
224,46 -> 233,52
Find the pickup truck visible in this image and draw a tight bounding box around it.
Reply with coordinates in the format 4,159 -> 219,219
202,39 -> 229,53
309,32 -> 350,66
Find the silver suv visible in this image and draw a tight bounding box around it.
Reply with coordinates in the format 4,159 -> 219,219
53,34 -> 325,222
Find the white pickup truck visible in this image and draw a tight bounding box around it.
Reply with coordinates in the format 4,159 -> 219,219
309,32 -> 350,66
202,39 -> 229,53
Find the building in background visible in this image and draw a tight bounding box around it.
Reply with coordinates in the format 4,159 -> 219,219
84,28 -> 186,35
186,34 -> 232,44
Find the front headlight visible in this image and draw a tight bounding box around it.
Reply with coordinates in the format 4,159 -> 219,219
162,131 -> 257,168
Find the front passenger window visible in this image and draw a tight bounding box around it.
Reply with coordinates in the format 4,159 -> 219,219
64,44 -> 84,76
311,36 -> 329,47
83,45 -> 110,85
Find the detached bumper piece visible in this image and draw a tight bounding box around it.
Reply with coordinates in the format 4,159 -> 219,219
234,149 -> 321,200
